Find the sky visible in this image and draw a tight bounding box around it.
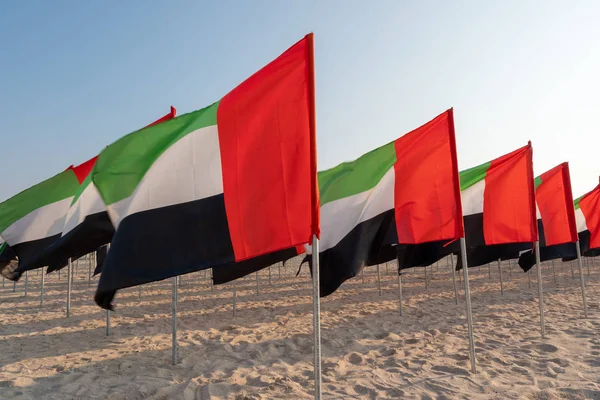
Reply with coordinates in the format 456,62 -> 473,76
1,1 -> 599,201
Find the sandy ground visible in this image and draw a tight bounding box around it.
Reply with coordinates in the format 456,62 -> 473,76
1,256 -> 600,399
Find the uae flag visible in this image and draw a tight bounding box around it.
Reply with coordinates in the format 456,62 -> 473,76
518,163 -> 578,271
559,184 -> 600,262
295,109 -> 463,297
396,143 -> 538,271
0,160 -> 96,279
93,34 -> 319,309
20,108 -> 177,274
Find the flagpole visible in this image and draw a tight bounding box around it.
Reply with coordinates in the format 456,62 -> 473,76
24,270 -> 28,297
232,281 -> 237,319
40,269 -> 45,308
105,245 -> 111,336
534,241 -> 546,337
88,253 -> 92,287
255,272 -> 260,296
575,241 -> 589,318
172,275 -> 178,365
377,264 -> 382,296
311,235 -> 322,399
306,32 -> 322,400
450,254 -> 458,304
459,237 -> 477,374
497,259 -> 504,295
66,258 -> 72,318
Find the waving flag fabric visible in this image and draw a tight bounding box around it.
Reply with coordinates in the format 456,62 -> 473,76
93,35 -> 318,309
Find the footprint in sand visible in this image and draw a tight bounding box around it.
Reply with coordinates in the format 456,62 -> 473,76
348,352 -> 365,365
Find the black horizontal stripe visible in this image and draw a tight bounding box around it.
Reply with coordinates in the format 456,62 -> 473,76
212,247 -> 300,285
95,194 -> 235,309
21,211 -> 114,273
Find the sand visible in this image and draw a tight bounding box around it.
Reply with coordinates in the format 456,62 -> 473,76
1,257 -> 599,399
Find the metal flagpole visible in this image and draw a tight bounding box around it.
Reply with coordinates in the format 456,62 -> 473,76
105,245 -> 111,336
498,259 -> 504,295
172,276 -> 178,365
451,254 -> 458,305
586,255 -> 591,278
311,235 -> 322,399
255,272 -> 260,296
66,258 -> 72,318
424,266 -> 428,289
232,282 -> 237,319
397,273 -> 403,316
40,270 -> 45,308
106,309 -> 111,336
459,238 -> 477,374
88,253 -> 92,287
575,241 -> 589,318
488,263 -> 491,280
551,260 -> 557,286
24,271 -> 28,297
570,260 -> 575,279
534,241 -> 546,337
377,264 -> 382,296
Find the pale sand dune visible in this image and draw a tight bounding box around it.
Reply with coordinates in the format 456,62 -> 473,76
1,257 -> 599,399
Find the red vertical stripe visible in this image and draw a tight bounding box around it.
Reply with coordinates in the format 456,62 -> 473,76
579,185 -> 600,249
483,143 -> 537,244
536,163 -> 577,246
217,36 -> 313,261
393,109 -> 464,244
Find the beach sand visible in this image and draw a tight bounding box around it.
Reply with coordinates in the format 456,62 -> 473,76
1,257 -> 599,399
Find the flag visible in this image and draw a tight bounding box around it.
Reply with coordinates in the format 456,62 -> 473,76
93,34 -> 318,309
20,108 -> 177,274
558,184 -> 600,261
517,163 -> 578,271
282,109 -> 463,297
397,143 -> 538,271
0,159 -> 96,279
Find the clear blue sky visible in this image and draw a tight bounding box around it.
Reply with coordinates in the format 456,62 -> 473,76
1,0 -> 599,201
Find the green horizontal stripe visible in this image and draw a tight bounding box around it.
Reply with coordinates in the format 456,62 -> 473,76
534,176 -> 543,189
459,161 -> 490,191
318,141 -> 397,207
93,102 -> 219,205
0,169 -> 79,232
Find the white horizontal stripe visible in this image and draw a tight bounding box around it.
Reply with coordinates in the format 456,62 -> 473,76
62,182 -> 107,236
108,125 -> 223,228
318,167 -> 395,252
1,198 -> 72,245
575,207 -> 587,233
461,179 -> 485,216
